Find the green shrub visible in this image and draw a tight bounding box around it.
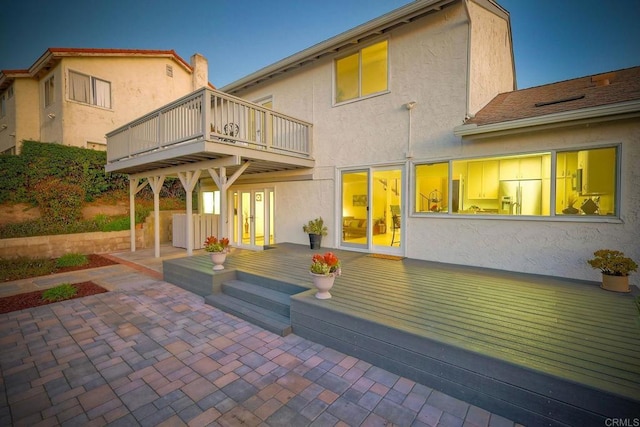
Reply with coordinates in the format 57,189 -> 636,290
56,253 -> 88,268
99,215 -> 130,231
0,154 -> 27,202
0,218 -> 102,239
42,283 -> 78,302
0,257 -> 57,281
33,180 -> 85,225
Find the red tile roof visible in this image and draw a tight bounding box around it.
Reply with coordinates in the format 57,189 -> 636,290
466,66 -> 640,126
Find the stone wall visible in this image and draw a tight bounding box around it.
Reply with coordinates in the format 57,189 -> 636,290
0,228 -> 144,259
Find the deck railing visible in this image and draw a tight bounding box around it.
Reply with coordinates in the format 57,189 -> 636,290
106,87 -> 312,164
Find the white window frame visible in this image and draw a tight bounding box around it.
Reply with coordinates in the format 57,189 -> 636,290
411,145 -> 621,222
68,70 -> 112,109
44,75 -> 55,107
333,38 -> 390,105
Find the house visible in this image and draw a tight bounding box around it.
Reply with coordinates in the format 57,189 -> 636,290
0,48 -> 210,154
105,0 -> 639,289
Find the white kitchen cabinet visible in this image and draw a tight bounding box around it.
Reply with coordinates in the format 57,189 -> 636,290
467,160 -> 498,199
578,148 -> 616,195
499,156 -> 542,180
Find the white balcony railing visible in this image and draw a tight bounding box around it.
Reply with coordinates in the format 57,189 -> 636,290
107,87 -> 312,164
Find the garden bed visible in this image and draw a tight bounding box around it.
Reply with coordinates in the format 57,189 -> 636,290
0,281 -> 108,314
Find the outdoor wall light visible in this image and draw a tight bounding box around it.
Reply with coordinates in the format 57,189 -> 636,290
48,113 -> 56,119
405,101 -> 417,110
0,124 -> 7,130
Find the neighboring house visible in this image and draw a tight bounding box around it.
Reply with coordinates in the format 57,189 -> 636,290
0,48 -> 210,154
105,0 -> 639,287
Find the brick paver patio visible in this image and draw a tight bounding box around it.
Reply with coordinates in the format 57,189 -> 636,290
0,255 -> 522,426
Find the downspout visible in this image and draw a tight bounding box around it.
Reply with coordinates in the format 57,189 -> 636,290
462,0 -> 472,121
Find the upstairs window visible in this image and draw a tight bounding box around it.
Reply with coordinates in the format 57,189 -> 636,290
335,40 -> 388,103
1,94 -> 5,117
44,75 -> 55,107
69,70 -> 112,109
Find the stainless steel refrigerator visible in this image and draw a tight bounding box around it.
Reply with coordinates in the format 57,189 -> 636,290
498,180 -> 542,215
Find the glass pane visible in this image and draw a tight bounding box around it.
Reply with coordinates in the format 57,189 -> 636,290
335,53 -> 359,103
361,40 -> 388,96
69,71 -> 90,103
559,147 -> 616,216
269,191 -> 275,245
341,171 -> 368,246
254,191 -> 265,246
241,192 -> 251,245
372,168 -> 402,248
415,163 -> 448,213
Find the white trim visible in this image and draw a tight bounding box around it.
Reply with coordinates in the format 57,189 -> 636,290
454,99 -> 640,139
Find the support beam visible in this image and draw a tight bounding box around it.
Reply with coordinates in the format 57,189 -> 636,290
147,175 -> 166,258
207,161 -> 251,241
129,177 -> 149,252
177,170 -> 202,256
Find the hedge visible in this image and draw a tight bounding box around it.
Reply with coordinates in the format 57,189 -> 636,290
0,140 -> 128,203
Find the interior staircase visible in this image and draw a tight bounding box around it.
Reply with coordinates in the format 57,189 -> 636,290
204,271 -> 307,336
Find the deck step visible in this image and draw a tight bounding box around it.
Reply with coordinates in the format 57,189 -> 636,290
222,280 -> 292,317
205,293 -> 293,336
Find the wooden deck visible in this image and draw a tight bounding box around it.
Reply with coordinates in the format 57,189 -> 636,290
163,243 -> 640,427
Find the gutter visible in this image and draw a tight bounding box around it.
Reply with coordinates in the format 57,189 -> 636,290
453,99 -> 640,139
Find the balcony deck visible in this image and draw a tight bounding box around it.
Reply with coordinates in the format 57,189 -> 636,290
163,243 -> 640,427
105,88 -> 314,176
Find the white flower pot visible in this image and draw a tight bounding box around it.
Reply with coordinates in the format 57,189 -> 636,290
210,252 -> 227,271
310,272 -> 335,299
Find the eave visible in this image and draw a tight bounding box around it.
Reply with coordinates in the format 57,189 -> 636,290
220,0 -> 471,94
453,99 -> 640,140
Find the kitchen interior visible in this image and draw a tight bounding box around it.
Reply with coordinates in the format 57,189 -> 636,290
416,147 -> 616,217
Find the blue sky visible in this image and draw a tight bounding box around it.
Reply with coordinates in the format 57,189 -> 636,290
1,0 -> 638,89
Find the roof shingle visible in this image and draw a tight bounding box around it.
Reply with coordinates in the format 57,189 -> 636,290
466,66 -> 640,126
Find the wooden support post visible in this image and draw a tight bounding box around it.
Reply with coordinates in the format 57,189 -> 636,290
177,170 -> 202,256
148,175 -> 166,258
129,177 -> 149,252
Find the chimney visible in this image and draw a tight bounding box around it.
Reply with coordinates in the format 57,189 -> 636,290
190,53 -> 209,90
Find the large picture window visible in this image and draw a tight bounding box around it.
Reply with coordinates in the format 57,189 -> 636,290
335,40 -> 388,103
414,147 -> 619,219
69,70 -> 112,108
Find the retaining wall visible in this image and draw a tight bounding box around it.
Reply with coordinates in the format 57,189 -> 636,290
0,228 -> 144,259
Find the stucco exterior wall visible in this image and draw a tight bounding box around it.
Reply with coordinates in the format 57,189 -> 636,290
405,119 -> 640,287
467,0 -> 515,114
60,56 -> 195,148
13,79 -> 40,153
40,68 -> 64,145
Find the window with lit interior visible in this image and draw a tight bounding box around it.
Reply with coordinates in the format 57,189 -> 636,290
335,40 -> 388,103
413,147 -> 619,218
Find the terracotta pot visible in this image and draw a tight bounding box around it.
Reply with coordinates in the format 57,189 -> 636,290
310,272 -> 335,299
210,252 -> 227,271
601,273 -> 630,293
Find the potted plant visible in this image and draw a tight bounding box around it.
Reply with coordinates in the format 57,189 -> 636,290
309,252 -> 341,299
587,249 -> 638,292
204,236 -> 230,271
303,217 -> 328,249
562,195 -> 580,214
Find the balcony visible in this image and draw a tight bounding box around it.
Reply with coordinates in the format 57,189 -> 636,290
106,87 -> 313,175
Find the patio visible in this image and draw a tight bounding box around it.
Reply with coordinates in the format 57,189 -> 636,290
0,247 -> 521,426
164,243 -> 640,427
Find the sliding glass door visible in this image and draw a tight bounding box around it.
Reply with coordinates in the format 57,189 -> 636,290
341,166 -> 403,254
